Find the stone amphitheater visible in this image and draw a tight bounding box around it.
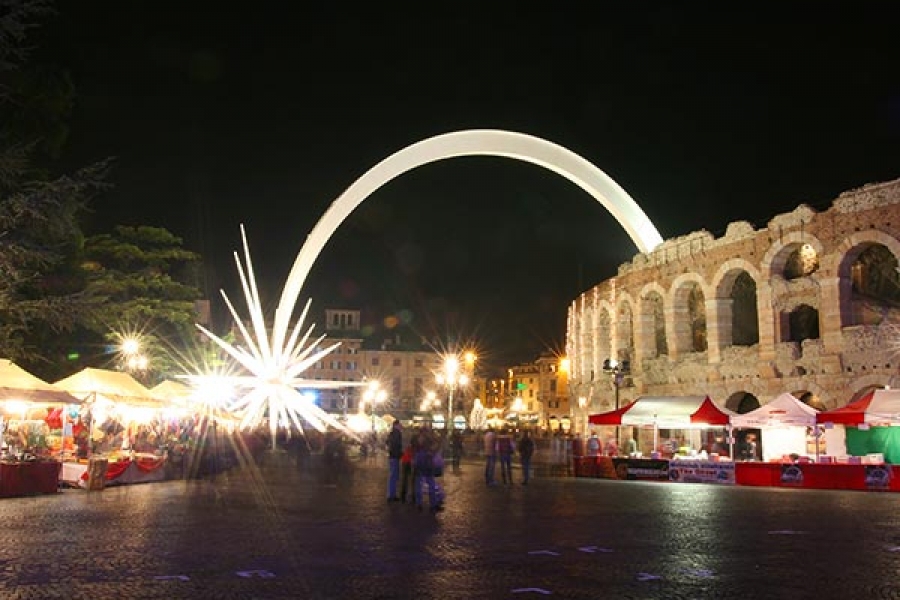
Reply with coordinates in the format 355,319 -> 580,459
565,177 -> 900,421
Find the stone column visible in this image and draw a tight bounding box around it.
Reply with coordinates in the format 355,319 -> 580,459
756,283 -> 777,362
706,297 -> 731,364
819,276 -> 846,353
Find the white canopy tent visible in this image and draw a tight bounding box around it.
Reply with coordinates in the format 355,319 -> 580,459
150,380 -> 193,403
589,396 -> 736,456
731,393 -> 820,461
54,367 -> 157,406
0,359 -> 80,405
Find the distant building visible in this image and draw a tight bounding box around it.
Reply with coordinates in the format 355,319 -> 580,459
507,354 -> 569,432
304,308 -> 478,428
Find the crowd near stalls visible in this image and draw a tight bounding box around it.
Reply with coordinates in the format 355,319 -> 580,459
583,393 -> 900,491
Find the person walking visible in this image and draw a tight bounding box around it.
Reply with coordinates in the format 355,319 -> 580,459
586,430 -> 601,477
483,426 -> 498,486
386,420 -> 403,502
450,430 -> 463,473
497,428 -> 516,485
412,426 -> 443,512
518,430 -> 535,485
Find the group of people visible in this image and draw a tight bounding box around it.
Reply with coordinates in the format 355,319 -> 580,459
482,426 -> 534,486
385,420 -> 445,512
384,422 -> 539,513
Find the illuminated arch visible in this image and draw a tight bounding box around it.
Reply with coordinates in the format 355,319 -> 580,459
274,129 -> 664,338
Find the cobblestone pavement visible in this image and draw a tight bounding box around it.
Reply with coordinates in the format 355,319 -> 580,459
2,452 -> 900,599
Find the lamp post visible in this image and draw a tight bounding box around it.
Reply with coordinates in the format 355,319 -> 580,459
603,358 -> 630,443
120,336 -> 149,382
436,355 -> 469,434
363,380 -> 386,433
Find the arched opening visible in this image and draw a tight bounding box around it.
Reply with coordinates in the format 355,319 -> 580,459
783,243 -> 820,280
731,271 -> 759,346
726,391 -> 761,414
787,304 -> 820,343
849,244 -> 900,326
672,281 -> 707,354
793,390 -> 826,411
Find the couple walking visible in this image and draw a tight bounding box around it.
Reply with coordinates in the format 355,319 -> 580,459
483,427 -> 535,485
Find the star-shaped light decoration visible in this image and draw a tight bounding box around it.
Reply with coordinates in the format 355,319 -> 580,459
196,225 -> 363,447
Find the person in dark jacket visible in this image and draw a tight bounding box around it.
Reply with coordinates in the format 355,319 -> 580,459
386,420 -> 403,501
518,431 -> 535,485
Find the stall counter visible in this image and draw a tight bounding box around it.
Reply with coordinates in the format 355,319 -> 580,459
735,461 -> 900,492
0,460 -> 61,497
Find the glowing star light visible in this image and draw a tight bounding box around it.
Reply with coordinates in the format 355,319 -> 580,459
196,225 -> 362,446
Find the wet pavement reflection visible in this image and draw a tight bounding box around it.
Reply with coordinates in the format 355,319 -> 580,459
1,451 -> 899,598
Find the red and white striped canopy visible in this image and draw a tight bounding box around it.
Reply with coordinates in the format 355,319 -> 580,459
816,389 -> 900,425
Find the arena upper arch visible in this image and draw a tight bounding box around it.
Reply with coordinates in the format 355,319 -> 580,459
567,178 -> 900,426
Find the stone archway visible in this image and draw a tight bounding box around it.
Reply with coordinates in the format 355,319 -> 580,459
273,130 -> 665,338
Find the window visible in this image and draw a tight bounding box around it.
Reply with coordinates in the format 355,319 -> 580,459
393,378 -> 401,396
372,357 -> 380,366
393,358 -> 401,367
415,359 -> 423,367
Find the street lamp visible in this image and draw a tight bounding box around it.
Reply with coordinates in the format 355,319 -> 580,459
120,336 -> 149,380
362,380 -> 387,433
436,355 -> 469,433
603,358 -> 630,442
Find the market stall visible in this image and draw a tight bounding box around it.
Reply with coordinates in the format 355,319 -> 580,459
586,396 -> 737,484
816,389 -> 900,462
723,391 -> 900,492
0,360 -> 80,497
730,392 -> 820,462
54,367 -> 168,487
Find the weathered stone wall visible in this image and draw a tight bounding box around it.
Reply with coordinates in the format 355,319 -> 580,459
566,178 -> 900,417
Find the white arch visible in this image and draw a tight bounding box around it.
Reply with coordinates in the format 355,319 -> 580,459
274,129 -> 664,341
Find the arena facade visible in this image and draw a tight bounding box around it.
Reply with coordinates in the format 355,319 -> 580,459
566,178 -> 900,427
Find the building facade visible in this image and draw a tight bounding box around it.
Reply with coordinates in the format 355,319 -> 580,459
306,308 -> 478,427
507,354 -> 570,432
565,178 -> 900,431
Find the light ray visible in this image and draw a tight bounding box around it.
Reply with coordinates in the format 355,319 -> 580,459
196,227 -> 364,448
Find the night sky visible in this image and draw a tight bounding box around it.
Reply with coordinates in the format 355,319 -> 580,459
32,4 -> 900,372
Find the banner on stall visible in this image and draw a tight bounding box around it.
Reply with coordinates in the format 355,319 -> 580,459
667,460 -> 735,485
611,458 -> 670,481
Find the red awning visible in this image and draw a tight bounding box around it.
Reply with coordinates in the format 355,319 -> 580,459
690,397 -> 733,425
589,396 -> 734,428
816,389 -> 900,425
588,400 -> 637,425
